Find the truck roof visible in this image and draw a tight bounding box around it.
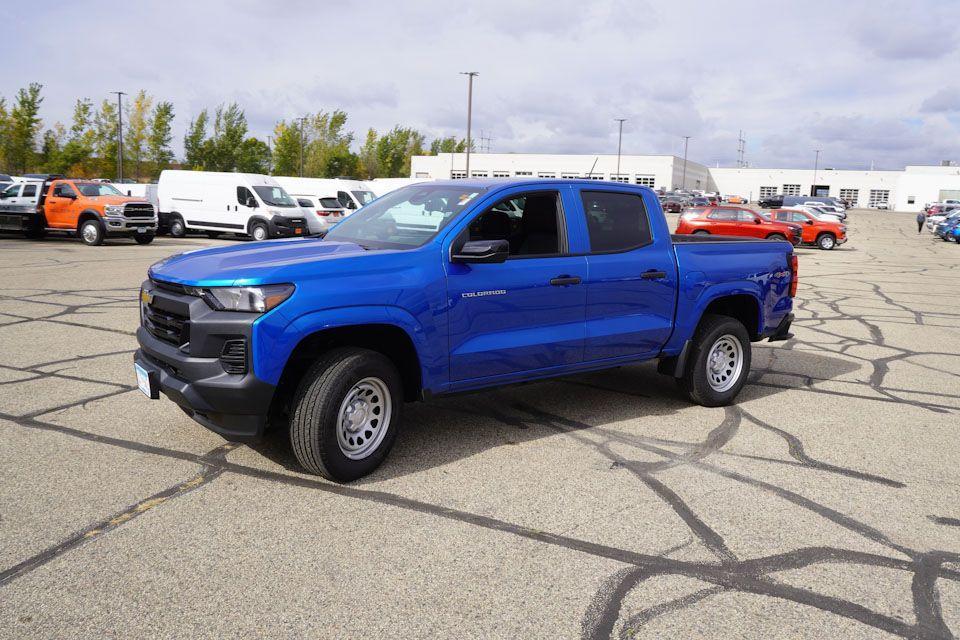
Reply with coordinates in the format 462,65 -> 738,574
416,178 -> 655,192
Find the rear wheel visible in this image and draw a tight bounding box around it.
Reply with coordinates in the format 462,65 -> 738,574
816,233 -> 836,250
679,314 -> 751,407
692,229 -> 710,236
134,233 -> 155,245
169,215 -> 186,238
290,348 -> 403,482
766,233 -> 786,242
250,222 -> 269,241
79,219 -> 104,246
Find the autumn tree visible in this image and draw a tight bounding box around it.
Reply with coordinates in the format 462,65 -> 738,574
126,90 -> 154,180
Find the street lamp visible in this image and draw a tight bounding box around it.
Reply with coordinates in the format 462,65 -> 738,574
111,91 -> 126,181
615,118 -> 626,179
298,116 -> 308,177
812,149 -> 821,195
681,136 -> 691,190
459,72 -> 478,178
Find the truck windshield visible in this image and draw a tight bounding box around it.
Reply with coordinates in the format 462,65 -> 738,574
76,183 -> 123,197
352,190 -> 376,206
324,185 -> 485,249
253,186 -> 296,207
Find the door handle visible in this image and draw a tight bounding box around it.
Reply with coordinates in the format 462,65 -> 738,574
550,275 -> 582,286
641,270 -> 667,280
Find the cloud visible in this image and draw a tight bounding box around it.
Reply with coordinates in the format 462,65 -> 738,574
920,88 -> 960,113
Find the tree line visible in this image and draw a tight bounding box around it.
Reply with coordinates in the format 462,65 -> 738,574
0,83 -> 467,182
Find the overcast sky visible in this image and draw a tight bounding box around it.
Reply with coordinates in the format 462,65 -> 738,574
3,0 -> 958,170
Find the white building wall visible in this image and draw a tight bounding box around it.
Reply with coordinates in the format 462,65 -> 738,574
895,165 -> 960,211
708,168 -> 901,208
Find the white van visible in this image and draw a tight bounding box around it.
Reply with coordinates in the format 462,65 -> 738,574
157,171 -> 307,240
273,176 -> 355,235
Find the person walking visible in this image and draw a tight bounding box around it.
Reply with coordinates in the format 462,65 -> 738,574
917,211 -> 926,233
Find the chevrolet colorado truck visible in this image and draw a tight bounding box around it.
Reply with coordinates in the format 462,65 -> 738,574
134,179 -> 797,481
0,176 -> 157,245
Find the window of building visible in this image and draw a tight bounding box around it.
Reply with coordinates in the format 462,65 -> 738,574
783,184 -> 800,196
869,190 -> 890,207
610,174 -> 630,183
515,171 -> 533,176
471,171 -> 488,178
634,176 -> 655,187
839,188 -> 858,206
451,171 -> 467,179
492,171 -> 510,178
415,172 -> 430,178
538,172 -> 556,178
465,191 -> 562,257
561,173 -> 580,179
587,174 -> 605,180
581,191 -> 652,252
907,196 -> 915,204
759,186 -> 778,198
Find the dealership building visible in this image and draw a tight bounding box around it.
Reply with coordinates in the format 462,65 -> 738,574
409,153 -> 960,212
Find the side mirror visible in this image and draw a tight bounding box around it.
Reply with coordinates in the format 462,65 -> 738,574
754,218 -> 762,224
245,196 -> 258,208
806,219 -> 814,225
452,239 -> 510,264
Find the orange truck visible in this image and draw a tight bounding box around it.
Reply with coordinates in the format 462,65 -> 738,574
0,175 -> 157,245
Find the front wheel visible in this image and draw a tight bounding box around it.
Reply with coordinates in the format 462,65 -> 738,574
134,233 -> 155,245
692,229 -> 710,236
290,348 -> 403,482
250,222 -> 269,241
678,314 -> 751,407
79,219 -> 104,246
816,233 -> 836,250
169,215 -> 186,238
766,233 -> 786,242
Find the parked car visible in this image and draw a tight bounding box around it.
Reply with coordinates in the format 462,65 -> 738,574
795,204 -> 846,222
688,197 -> 710,207
134,179 -> 798,481
157,170 -> 307,240
725,195 -> 747,204
758,194 -> 784,209
675,205 -> 802,245
926,205 -> 959,231
770,208 -> 847,250
933,211 -> 960,239
0,177 -> 157,245
661,196 -> 685,213
273,176 -> 361,235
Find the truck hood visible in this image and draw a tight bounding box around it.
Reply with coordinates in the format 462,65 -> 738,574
148,238 -> 378,287
87,195 -> 149,205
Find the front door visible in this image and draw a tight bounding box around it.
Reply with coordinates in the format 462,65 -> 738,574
445,188 -> 588,383
44,182 -> 79,228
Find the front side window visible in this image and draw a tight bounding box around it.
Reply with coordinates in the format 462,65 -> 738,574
352,190 -> 376,207
253,186 -> 295,207
1,184 -> 20,198
75,182 -> 122,197
465,191 -> 562,257
707,209 -> 737,221
324,184 -> 485,250
737,210 -> 757,222
338,191 -> 355,209
53,183 -> 77,198
581,191 -> 652,252
237,186 -> 255,206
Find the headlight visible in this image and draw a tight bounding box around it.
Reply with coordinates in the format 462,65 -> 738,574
105,205 -> 124,216
184,284 -> 295,313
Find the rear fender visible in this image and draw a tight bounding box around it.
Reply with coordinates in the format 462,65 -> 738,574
663,281 -> 765,354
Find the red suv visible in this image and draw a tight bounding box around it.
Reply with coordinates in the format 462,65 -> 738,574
769,208 -> 847,250
675,206 -> 802,244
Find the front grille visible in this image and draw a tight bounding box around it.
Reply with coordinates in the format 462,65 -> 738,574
151,278 -> 185,294
144,304 -> 189,346
124,203 -> 155,218
219,339 -> 247,374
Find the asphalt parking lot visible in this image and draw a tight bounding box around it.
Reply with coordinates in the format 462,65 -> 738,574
1,211 -> 958,639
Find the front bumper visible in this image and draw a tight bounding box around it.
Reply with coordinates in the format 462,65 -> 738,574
135,280 -> 276,440
104,215 -> 157,235
269,215 -> 307,238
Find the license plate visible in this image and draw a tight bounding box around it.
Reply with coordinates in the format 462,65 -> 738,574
137,227 -> 146,234
295,228 -> 302,234
135,363 -> 156,398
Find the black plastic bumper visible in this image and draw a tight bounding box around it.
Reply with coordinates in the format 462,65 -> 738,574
268,215 -> 307,238
135,281 -> 276,440
765,312 -> 795,342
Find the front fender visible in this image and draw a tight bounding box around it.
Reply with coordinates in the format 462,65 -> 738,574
252,304 -> 441,388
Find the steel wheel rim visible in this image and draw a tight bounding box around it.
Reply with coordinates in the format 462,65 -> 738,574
172,221 -> 183,235
336,377 -> 391,460
821,236 -> 834,249
253,226 -> 267,241
706,334 -> 743,392
82,223 -> 99,243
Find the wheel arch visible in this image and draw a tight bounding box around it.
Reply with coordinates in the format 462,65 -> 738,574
77,209 -> 104,228
699,293 -> 762,340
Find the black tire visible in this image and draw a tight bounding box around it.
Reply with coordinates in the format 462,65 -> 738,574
766,233 -> 787,242
205,231 -> 222,239
134,233 -> 155,245
290,348 -> 403,482
169,215 -> 186,238
816,233 -> 836,250
78,219 -> 104,246
678,314 -> 752,407
250,221 -> 269,242
692,229 -> 710,235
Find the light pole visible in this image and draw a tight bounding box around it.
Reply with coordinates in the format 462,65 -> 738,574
681,136 -> 691,190
615,118 -> 626,179
460,72 -> 478,178
298,116 -> 308,177
111,91 -> 126,181
812,149 -> 821,195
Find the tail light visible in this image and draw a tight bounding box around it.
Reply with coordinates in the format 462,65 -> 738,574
316,210 -> 341,217
789,254 -> 799,297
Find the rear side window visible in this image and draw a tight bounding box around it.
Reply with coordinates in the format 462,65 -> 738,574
297,198 -> 314,208
581,191 -> 652,252
21,184 -> 37,197
320,197 -> 342,208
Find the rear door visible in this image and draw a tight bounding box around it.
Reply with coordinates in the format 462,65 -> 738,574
445,186 -> 588,383
578,187 -> 678,360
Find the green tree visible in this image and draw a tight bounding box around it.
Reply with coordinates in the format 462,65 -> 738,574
147,101 -> 175,176
236,137 -> 272,173
207,103 -> 248,171
183,109 -> 209,169
376,126 -> 425,178
4,83 -> 44,173
356,128 -> 380,179
0,98 -> 9,171
303,110 -> 355,177
429,136 -> 466,154
126,90 -> 153,180
38,125 -> 64,170
271,120 -> 302,176
93,99 -> 119,178
57,99 -> 95,174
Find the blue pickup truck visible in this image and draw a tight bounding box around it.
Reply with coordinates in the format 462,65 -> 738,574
135,179 -> 796,481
